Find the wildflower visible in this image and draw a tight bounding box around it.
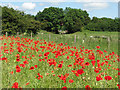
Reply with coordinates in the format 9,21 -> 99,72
85,85 -> 91,90
118,72 -> 120,75
16,58 -> 20,62
20,64 -> 26,68
29,66 -> 34,70
96,75 -> 103,81
67,56 -> 69,59
96,46 -> 100,49
10,71 -> 13,74
85,62 -> 90,66
16,69 -> 21,72
4,43 -> 6,45
34,65 -> 38,68
68,64 -> 72,67
23,60 -> 29,64
12,82 -> 19,88
62,86 -> 67,90
91,61 -> 96,66
69,79 -> 74,83
26,82 -> 29,85
58,64 -> 62,68
94,68 -> 99,73
77,69 -> 84,75
104,76 -> 112,81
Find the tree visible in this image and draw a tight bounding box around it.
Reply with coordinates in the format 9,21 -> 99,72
63,7 -> 90,33
35,7 -> 64,34
2,6 -> 41,35
85,17 -> 119,32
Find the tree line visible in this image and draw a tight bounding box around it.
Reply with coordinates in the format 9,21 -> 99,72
1,6 -> 119,35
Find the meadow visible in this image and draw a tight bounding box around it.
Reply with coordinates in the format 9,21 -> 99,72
0,31 -> 120,89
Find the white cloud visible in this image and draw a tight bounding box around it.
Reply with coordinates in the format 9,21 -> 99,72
83,2 -> 108,11
0,3 -> 19,10
22,3 -> 36,10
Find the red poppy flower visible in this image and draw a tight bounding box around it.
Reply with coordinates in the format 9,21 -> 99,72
2,57 -> 7,60
118,72 -> 120,75
4,43 -> 6,45
26,82 -> 29,85
44,52 -> 50,56
75,73 -> 79,77
45,56 -> 48,59
85,62 -> 90,66
104,76 -> 112,81
101,62 -> 105,66
42,59 -> 45,61
69,79 -> 74,83
39,59 -> 42,61
117,84 -> 120,89
32,55 -> 35,57
77,69 -> 84,75
10,71 -> 13,74
67,56 -> 69,59
16,58 -> 20,62
29,66 -> 34,70
96,46 -> 100,49
16,54 -> 20,58
34,65 -> 37,68
20,64 -> 26,68
97,63 -> 101,67
62,86 -> 67,90
94,68 -> 99,73
59,61 -> 64,63
68,64 -> 72,67
58,64 -> 62,68
85,85 -> 91,90
16,69 -> 21,72
97,60 -> 100,63
12,82 -> 19,88
39,54 -> 42,57
38,77 -> 40,80
23,61 -> 29,64
96,75 -> 103,81
91,61 -> 96,66
16,65 -> 20,69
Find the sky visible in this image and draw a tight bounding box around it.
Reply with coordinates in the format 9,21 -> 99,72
0,0 -> 119,19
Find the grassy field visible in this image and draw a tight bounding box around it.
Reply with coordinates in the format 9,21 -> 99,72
1,31 -> 119,89
22,30 -> 119,53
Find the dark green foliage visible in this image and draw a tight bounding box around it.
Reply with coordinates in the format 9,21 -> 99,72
35,7 -> 90,34
1,6 -> 119,35
63,7 -> 90,33
2,6 -> 41,35
85,17 -> 119,32
35,7 -> 64,34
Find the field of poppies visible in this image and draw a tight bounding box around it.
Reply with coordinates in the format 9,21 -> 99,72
0,33 -> 120,89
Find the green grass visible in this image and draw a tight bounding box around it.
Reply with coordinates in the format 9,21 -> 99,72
20,30 -> 118,54
1,31 -> 119,89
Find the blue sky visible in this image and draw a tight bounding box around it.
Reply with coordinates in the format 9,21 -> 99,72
0,1 -> 119,19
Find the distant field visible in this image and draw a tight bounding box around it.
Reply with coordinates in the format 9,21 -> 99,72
20,30 -> 119,54
1,31 -> 119,89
